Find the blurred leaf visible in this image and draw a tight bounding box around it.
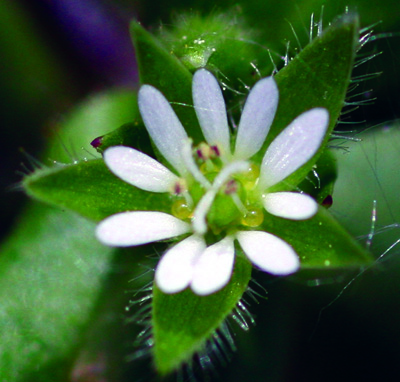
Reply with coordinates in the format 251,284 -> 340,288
1,89 -> 142,380
333,122 -> 400,254
23,159 -> 171,221
23,89 -> 148,221
152,253 -> 252,375
0,1 -> 76,112
46,90 -> 139,163
0,203 -> 115,382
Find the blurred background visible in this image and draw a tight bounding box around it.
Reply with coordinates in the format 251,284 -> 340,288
1,0 -> 400,381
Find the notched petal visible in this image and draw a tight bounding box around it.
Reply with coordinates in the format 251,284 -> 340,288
263,192 -> 318,220
259,108 -> 329,189
192,69 -> 231,157
138,85 -> 189,174
104,146 -> 179,192
155,235 -> 206,294
235,76 -> 279,160
237,231 -> 300,275
96,211 -> 191,247
191,236 -> 235,295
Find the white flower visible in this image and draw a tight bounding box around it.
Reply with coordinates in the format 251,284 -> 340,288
96,69 -> 329,296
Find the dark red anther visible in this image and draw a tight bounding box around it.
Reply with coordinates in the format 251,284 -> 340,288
90,136 -> 104,149
322,194 -> 333,208
196,149 -> 204,160
210,145 -> 220,157
174,183 -> 182,195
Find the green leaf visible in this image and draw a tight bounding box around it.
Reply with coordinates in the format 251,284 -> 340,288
260,206 -> 373,271
260,13 -> 360,190
158,13 -> 274,97
298,149 -> 338,205
130,21 -> 203,143
23,159 -> 172,222
0,203 -> 115,381
152,253 -> 252,375
2,89 -> 144,380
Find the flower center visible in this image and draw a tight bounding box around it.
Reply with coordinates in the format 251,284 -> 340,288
170,142 -> 264,234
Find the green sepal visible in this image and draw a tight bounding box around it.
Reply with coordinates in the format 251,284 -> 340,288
93,121 -> 153,156
259,206 -> 373,270
259,13 -> 359,191
152,252 -> 252,375
47,90 -> 139,164
23,159 -> 172,221
130,21 -> 203,144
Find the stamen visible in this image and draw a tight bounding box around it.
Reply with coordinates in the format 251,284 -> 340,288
224,179 -> 238,194
173,179 -> 187,195
230,193 -> 248,215
196,149 -> 205,160
192,160 -> 250,235
182,190 -> 194,208
212,160 -> 250,190
192,188 -> 218,234
196,142 -> 213,160
210,145 -> 220,157
182,141 -> 211,189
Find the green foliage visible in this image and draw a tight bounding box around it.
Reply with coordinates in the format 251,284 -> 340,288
131,22 -> 204,144
0,203 -> 115,382
152,253 -> 252,375
0,90 -> 139,381
262,206 -> 373,270
14,8 -> 377,380
23,160 -> 172,221
158,13 -> 274,94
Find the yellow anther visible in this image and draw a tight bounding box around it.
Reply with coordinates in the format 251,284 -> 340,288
171,199 -> 193,220
241,207 -> 264,227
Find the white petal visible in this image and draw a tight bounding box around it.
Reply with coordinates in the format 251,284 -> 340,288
191,236 -> 235,295
155,235 -> 206,294
96,211 -> 191,247
104,146 -> 179,192
263,192 -> 318,220
138,85 -> 189,175
259,108 -> 329,189
237,231 -> 300,275
192,69 -> 231,156
234,76 -> 279,160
